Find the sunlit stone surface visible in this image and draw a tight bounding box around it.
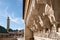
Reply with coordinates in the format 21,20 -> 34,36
17,37 -> 24,40
23,0 -> 60,40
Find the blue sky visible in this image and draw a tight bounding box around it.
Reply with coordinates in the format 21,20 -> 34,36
0,0 -> 24,30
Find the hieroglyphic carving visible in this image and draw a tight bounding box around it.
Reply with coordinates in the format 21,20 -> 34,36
44,4 -> 56,32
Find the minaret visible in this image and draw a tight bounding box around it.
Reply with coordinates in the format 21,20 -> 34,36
7,17 -> 10,32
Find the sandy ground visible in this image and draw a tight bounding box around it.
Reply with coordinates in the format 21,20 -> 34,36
34,32 -> 60,40
16,32 -> 60,40
17,37 -> 24,40
34,36 -> 52,40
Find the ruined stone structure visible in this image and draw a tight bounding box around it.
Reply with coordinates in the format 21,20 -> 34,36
23,0 -> 60,40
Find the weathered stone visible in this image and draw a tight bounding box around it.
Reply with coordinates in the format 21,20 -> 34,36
23,0 -> 60,40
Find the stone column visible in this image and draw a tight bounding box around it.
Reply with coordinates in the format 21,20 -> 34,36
43,28 -> 45,33
25,26 -> 34,40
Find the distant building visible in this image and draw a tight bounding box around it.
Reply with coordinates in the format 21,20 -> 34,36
7,17 -> 10,32
0,17 -> 24,38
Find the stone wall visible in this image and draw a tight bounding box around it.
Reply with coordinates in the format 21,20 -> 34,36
0,38 -> 17,40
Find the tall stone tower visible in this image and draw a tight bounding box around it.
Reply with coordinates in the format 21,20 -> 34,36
7,17 -> 10,32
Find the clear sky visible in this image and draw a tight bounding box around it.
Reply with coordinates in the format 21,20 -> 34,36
0,0 -> 24,30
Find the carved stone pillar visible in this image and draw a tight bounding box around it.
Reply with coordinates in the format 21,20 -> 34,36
43,28 -> 45,33
25,26 -> 34,40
